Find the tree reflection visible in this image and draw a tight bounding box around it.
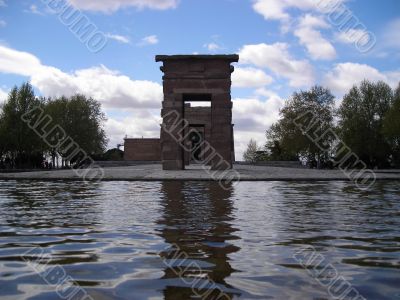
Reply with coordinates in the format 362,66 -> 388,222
0,181 -> 102,229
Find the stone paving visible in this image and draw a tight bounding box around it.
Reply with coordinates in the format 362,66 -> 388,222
0,164 -> 399,182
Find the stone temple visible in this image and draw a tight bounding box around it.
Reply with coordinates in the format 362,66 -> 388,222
124,54 -> 239,170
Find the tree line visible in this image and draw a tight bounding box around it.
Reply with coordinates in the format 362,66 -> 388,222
244,80 -> 400,169
0,82 -> 107,169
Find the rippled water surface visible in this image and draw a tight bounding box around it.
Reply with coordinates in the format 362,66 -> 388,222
0,180 -> 399,300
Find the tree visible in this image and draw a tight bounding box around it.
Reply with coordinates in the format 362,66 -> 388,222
43,96 -> 68,167
243,139 -> 259,162
266,124 -> 298,161
383,83 -> 400,166
0,108 -> 5,166
0,83 -> 109,169
0,83 -> 45,168
92,148 -> 124,161
266,86 -> 335,167
45,94 -> 108,166
337,80 -> 393,168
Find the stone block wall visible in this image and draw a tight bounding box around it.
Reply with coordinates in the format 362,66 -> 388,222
156,55 -> 238,170
124,138 -> 161,161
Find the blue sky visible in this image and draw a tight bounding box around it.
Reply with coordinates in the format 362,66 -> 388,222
0,0 -> 399,159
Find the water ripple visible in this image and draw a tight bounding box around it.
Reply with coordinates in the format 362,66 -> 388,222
0,180 -> 398,299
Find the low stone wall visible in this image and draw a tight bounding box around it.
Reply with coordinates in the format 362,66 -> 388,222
236,161 -> 304,168
124,138 -> 161,161
0,168 -> 62,173
94,161 -> 161,167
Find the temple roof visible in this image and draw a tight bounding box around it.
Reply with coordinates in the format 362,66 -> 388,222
155,54 -> 239,62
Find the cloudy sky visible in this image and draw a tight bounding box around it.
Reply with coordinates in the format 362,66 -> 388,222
0,0 -> 399,159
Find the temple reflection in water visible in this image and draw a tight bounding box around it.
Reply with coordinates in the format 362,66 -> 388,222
158,181 -> 240,299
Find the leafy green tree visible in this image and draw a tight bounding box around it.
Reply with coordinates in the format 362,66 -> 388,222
266,86 -> 335,167
266,123 -> 298,161
45,94 -> 108,166
92,148 -> 124,161
43,96 -> 68,167
383,83 -> 400,166
0,83 -> 108,169
338,80 -> 393,168
243,139 -> 259,162
0,111 -> 5,165
0,83 -> 45,168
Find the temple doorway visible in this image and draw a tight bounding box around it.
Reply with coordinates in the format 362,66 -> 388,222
189,127 -> 204,163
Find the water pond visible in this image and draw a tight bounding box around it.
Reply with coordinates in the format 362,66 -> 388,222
0,180 -> 399,299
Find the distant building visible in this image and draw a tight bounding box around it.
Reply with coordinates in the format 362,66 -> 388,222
124,138 -> 161,161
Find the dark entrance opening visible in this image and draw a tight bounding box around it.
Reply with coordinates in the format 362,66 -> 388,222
189,126 -> 204,163
183,94 -> 211,168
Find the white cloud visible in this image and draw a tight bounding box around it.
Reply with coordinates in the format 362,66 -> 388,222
383,18 -> 400,49
106,110 -> 161,148
67,0 -> 178,12
253,0 -> 291,22
324,62 -> 400,96
0,45 -> 42,76
232,67 -> 273,88
239,42 -> 315,87
138,35 -> 159,46
252,0 -> 347,33
385,71 -> 400,89
336,28 -> 370,45
233,92 -> 284,159
32,66 -> 163,109
0,45 -> 163,109
0,0 -> 6,7
253,0 -> 346,21
105,33 -> 131,44
0,87 -> 7,105
203,35 -> 225,52
294,14 -> 336,60
0,20 -> 6,27
203,42 -> 221,52
0,87 -> 7,113
26,4 -> 44,15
